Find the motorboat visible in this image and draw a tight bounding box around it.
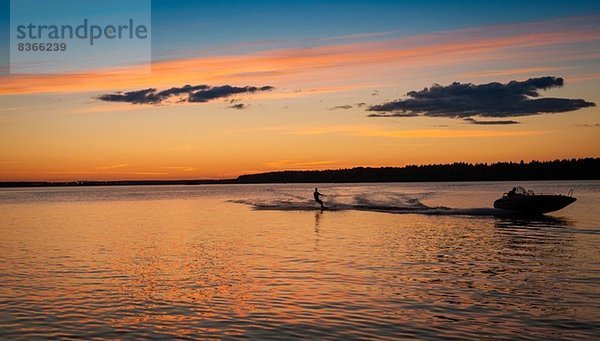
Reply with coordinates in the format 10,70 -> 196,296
493,186 -> 576,214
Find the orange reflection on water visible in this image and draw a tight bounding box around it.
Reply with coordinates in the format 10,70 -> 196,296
0,184 -> 598,338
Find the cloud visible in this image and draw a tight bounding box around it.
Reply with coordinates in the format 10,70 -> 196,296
355,102 -> 367,108
368,76 -> 595,119
228,103 -> 248,110
463,118 -> 520,125
97,84 -> 273,105
189,85 -> 273,103
575,123 -> 600,128
328,105 -> 353,111
97,88 -> 160,104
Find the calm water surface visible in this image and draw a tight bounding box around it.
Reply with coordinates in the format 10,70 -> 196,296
0,181 -> 598,339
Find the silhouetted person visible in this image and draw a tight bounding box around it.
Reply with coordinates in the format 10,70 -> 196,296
507,187 -> 517,198
313,188 -> 325,209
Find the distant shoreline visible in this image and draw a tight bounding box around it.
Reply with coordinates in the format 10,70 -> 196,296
0,158 -> 600,188
1,158 -> 598,188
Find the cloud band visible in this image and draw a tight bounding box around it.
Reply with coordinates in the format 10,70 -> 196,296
97,84 -> 274,105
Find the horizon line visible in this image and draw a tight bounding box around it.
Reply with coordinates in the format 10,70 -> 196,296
1,157 -> 598,184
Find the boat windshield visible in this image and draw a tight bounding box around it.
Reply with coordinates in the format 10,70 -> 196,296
505,186 -> 534,197
514,186 -> 527,195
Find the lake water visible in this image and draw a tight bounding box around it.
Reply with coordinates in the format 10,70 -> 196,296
0,181 -> 598,339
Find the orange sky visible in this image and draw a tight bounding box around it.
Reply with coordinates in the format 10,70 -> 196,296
0,16 -> 599,181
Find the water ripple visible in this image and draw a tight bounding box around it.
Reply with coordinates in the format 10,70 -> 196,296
0,183 -> 599,339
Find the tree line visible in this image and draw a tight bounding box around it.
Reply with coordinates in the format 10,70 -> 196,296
236,158 -> 600,183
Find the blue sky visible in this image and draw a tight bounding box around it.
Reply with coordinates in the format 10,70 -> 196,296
2,0 -> 599,66
150,0 -> 600,55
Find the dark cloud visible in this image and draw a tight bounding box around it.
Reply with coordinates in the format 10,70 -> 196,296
161,84 -> 210,97
355,102 -> 367,108
97,84 -> 273,105
97,88 -> 160,104
369,112 -> 418,118
228,103 -> 248,110
189,85 -> 273,103
368,77 -> 595,120
463,118 -> 520,125
328,105 -> 353,111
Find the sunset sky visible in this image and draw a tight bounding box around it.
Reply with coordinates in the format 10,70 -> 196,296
0,0 -> 599,181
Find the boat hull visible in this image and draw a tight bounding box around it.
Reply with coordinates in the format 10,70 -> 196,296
493,195 -> 576,214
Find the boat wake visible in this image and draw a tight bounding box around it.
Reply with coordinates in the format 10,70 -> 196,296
229,192 -> 499,217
